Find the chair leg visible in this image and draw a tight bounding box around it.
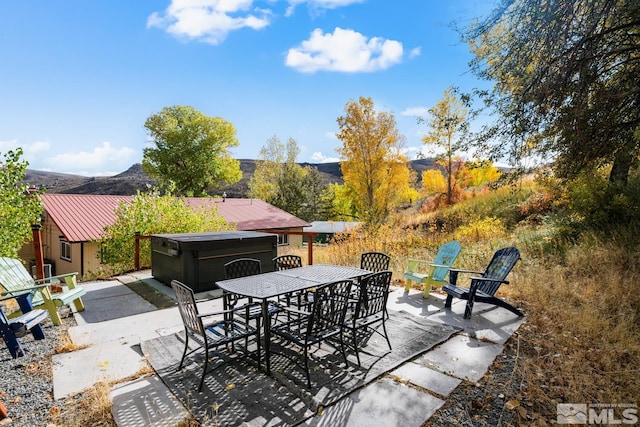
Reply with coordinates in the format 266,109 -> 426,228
338,331 -> 349,368
303,346 -> 311,388
445,295 -> 453,309
381,319 -> 392,351
463,299 -> 475,319
177,330 -> 189,371
198,345 -> 209,392
352,328 -> 361,367
404,278 -> 412,292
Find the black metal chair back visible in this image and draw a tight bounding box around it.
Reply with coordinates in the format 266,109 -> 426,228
347,270 -> 393,366
306,280 -> 353,340
360,252 -> 390,272
224,258 -> 261,279
273,255 -> 303,271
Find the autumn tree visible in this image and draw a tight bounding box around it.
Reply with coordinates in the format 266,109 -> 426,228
0,149 -> 44,258
248,136 -> 328,221
466,0 -> 640,186
336,97 -> 417,226
97,190 -> 233,274
420,88 -> 469,205
142,105 -> 242,196
421,169 -> 447,196
462,160 -> 501,188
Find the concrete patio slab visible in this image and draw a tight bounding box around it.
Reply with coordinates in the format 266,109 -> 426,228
426,299 -> 525,345
74,280 -> 158,325
302,377 -> 445,427
52,339 -> 148,399
415,334 -> 504,383
110,376 -> 190,427
391,361 -> 462,398
69,307 -> 183,347
389,287 -> 525,345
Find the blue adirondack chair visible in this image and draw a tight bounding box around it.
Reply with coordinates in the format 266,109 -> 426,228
0,257 -> 86,326
442,246 -> 523,319
1,292 -> 49,358
404,240 -> 462,298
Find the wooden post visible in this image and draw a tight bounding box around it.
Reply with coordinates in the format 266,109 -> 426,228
134,232 -> 141,271
31,223 -> 45,281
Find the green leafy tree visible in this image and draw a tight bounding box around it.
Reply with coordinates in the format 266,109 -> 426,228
420,88 -> 469,205
142,105 -> 242,196
97,190 -> 234,274
336,97 -> 417,226
0,149 -> 43,258
466,0 -> 640,186
248,136 -> 327,221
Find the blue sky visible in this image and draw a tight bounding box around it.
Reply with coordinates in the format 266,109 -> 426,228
1,0 -> 496,176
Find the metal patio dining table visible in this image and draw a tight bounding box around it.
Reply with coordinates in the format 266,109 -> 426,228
215,264 -> 370,375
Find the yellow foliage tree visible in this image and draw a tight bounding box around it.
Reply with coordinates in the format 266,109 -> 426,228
420,88 -> 468,205
336,97 -> 417,226
421,169 -> 446,196
463,160 -> 501,188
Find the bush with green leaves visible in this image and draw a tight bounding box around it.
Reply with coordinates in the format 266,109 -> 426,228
0,148 -> 43,258
96,190 -> 234,275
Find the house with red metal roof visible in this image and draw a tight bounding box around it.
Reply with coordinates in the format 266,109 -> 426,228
19,194 -> 310,278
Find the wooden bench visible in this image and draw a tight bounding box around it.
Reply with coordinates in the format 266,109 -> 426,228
0,257 -> 86,326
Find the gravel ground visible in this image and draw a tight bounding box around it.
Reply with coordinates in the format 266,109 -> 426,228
423,334 -> 523,427
0,307 -> 77,427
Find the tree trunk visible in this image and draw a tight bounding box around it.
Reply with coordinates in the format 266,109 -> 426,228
608,144 -> 637,186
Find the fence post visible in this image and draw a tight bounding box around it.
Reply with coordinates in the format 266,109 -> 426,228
134,232 -> 140,271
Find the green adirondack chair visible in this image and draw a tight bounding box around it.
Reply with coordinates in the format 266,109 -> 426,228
403,240 -> 462,298
0,257 -> 86,326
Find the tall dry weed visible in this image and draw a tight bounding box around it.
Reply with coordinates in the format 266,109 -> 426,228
503,236 -> 640,419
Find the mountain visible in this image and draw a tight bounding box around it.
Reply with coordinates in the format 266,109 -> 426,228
24,159 -> 437,196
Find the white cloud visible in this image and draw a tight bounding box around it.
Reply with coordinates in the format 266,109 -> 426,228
286,27 -> 403,73
311,151 -> 340,163
1,139 -> 51,164
323,131 -> 338,140
44,142 -> 137,176
285,0 -> 364,17
409,46 -> 421,59
401,106 -> 428,117
0,139 -> 19,152
148,0 -> 271,45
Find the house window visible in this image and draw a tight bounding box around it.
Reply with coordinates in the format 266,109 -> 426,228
60,240 -> 71,261
277,234 -> 289,246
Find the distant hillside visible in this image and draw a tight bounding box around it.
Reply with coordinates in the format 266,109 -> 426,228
24,159 -> 438,197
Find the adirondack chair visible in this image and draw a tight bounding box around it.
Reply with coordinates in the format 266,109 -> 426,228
442,247 -> 523,319
0,257 -> 86,326
1,292 -> 49,358
404,240 -> 462,298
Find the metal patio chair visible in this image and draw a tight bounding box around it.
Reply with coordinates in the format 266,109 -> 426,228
344,270 -> 393,367
270,279 -> 353,388
171,280 -> 259,392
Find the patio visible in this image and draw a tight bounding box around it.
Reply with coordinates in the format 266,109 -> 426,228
52,271 -> 524,426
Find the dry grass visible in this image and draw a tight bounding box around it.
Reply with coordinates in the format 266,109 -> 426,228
50,366 -> 155,427
501,237 -> 640,420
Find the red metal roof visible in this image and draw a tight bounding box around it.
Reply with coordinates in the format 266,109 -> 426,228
42,194 -> 310,243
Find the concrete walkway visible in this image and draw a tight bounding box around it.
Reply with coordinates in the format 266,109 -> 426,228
52,272 -> 524,426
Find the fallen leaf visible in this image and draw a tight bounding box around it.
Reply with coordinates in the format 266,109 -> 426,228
505,400 -> 520,410
517,406 -> 527,418
97,361 -> 109,367
225,384 -> 235,391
